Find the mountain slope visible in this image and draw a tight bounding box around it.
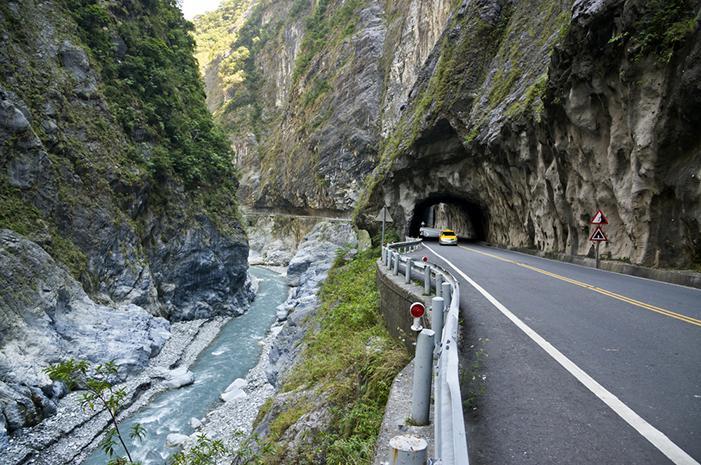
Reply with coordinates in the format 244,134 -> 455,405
0,0 -> 251,438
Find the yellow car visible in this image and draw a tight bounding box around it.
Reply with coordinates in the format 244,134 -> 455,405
439,229 -> 458,246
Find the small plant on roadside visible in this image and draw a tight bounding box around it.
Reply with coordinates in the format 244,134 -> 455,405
171,434 -> 226,465
44,359 -> 145,465
461,342 -> 489,411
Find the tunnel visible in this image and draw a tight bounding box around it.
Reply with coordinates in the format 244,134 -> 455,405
408,194 -> 488,242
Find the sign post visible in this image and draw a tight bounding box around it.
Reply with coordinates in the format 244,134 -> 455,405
589,209 -> 609,269
374,206 -> 394,246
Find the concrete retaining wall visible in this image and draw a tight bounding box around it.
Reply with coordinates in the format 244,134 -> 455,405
376,261 -> 431,353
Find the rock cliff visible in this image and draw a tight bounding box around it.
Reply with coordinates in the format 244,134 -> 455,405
0,0 -> 249,438
358,0 -> 700,269
198,0 -> 700,269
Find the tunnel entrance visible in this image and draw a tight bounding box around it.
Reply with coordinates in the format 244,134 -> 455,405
408,194 -> 487,242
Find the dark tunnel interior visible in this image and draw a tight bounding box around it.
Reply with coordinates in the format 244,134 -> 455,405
408,194 -> 488,241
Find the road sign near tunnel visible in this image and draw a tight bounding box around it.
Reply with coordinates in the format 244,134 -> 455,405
589,226 -> 608,242
590,209 -> 609,225
374,206 -> 394,223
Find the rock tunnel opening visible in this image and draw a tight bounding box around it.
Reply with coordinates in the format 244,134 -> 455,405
408,194 -> 487,242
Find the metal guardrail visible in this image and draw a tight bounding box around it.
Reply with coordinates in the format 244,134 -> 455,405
383,240 -> 469,465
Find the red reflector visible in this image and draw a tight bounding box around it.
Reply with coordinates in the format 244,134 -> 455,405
410,302 -> 425,318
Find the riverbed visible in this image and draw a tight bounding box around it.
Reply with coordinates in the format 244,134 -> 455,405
82,267 -> 288,465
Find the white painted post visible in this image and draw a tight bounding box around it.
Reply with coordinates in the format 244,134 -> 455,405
435,273 -> 443,298
441,282 -> 451,308
411,328 -> 435,426
388,435 -> 428,465
431,297 -> 444,351
393,252 -> 399,275
423,266 -> 430,295
385,248 -> 391,268
405,257 -> 411,284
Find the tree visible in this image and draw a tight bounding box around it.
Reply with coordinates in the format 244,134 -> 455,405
45,359 -> 146,465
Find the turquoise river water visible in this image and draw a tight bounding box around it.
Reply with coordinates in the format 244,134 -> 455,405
82,267 -> 288,465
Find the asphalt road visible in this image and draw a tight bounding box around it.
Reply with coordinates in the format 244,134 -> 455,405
416,243 -> 701,465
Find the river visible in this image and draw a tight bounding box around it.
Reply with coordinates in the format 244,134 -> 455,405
82,267 -> 288,465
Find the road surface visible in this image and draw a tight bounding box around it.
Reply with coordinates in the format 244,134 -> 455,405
415,243 -> 700,465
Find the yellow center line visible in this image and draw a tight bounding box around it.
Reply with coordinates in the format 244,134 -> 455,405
458,246 -> 701,328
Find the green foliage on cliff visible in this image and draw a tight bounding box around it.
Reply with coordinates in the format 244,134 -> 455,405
630,0 -> 697,62
191,0 -> 254,74
262,249 -> 408,464
291,0 -> 364,85
1,0 -> 243,285
61,0 -> 236,190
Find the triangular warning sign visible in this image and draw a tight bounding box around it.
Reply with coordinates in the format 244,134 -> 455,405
373,206 -> 394,223
589,226 -> 608,242
590,209 -> 608,225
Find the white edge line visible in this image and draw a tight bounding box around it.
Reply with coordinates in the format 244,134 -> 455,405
423,243 -> 700,465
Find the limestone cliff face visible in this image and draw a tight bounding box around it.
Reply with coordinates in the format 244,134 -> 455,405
196,0 -> 388,212
199,0 -> 699,268
0,0 -> 250,437
0,0 -> 250,320
358,0 -> 700,269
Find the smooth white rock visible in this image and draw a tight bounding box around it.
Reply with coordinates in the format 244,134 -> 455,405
163,367 -> 195,389
166,433 -> 189,448
190,417 -> 202,429
225,378 -> 248,392
220,387 -> 247,403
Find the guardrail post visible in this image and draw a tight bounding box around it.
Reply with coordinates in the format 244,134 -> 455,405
393,252 -> 400,275
411,328 -> 435,426
431,297 -> 444,352
435,274 -> 443,298
385,248 -> 391,268
441,282 -> 451,307
388,435 -> 428,465
405,258 -> 411,284
423,266 -> 430,295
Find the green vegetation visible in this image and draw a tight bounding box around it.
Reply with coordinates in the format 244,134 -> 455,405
61,0 -> 236,190
505,72 -> 548,118
191,0 -> 254,74
45,360 -> 146,465
291,0 -> 364,85
259,249 -> 409,464
171,435 -> 226,465
621,0 -> 697,62
195,1 -> 270,136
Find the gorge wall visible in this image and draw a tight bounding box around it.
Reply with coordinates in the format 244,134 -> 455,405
0,0 -> 249,438
198,0 -> 700,269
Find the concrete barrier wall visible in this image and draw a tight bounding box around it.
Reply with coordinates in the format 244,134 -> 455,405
376,261 -> 431,353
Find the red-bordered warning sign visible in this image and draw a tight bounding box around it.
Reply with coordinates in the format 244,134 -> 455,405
590,209 -> 608,225
589,226 -> 608,242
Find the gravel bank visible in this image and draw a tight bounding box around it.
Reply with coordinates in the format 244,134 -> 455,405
2,317 -> 230,465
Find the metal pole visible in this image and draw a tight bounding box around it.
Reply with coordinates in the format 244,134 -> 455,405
388,435 -> 428,465
435,273 -> 443,298
441,282 -> 451,307
393,252 -> 399,275
431,297 -> 444,351
381,207 -> 386,247
595,241 -> 600,269
411,328 -> 435,426
405,257 -> 411,284
423,266 -> 430,295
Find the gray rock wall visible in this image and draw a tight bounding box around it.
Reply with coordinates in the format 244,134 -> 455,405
0,0 -> 251,438
0,230 -> 170,437
359,0 -> 701,269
